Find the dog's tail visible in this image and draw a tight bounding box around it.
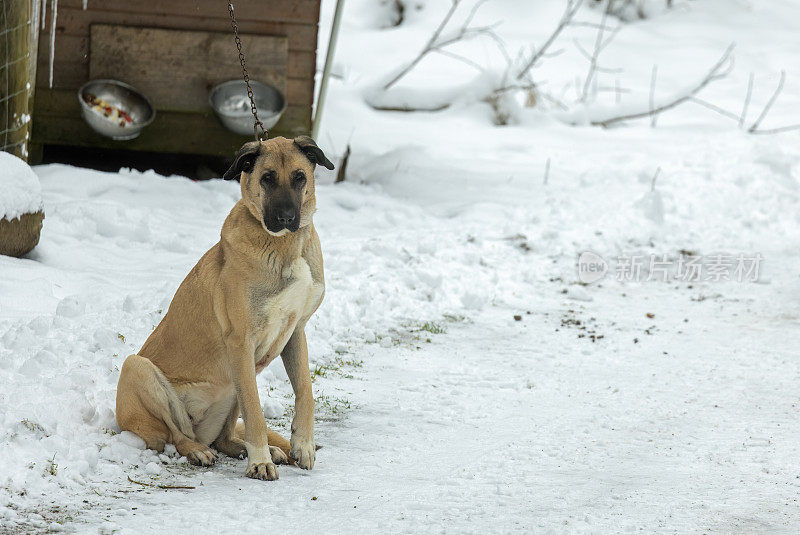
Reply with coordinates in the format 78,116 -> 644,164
149,363 -> 195,439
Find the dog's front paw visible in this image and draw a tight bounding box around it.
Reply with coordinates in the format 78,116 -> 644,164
289,436 -> 316,470
246,462 -> 278,481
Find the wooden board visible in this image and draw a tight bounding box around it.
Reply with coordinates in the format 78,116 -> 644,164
43,35 -> 315,82
89,25 -> 288,114
35,33 -> 314,106
55,6 -> 319,51
60,0 -> 322,25
32,90 -> 311,156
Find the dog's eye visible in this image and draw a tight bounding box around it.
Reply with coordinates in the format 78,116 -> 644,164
291,171 -> 306,188
260,171 -> 277,187
241,157 -> 255,173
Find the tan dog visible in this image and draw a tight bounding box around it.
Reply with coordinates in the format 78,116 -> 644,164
116,136 -> 334,481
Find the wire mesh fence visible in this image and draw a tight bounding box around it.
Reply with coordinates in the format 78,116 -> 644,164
1,0 -> 33,160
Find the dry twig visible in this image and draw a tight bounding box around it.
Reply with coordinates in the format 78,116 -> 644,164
127,475 -> 195,490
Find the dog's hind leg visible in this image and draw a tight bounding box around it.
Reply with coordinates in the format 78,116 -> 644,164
212,400 -> 248,460
210,400 -> 291,464
116,354 -> 218,466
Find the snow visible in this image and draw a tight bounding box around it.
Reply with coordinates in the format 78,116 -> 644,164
0,152 -> 43,220
2,0 -> 800,532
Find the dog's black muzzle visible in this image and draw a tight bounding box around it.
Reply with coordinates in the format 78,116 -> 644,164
264,196 -> 300,233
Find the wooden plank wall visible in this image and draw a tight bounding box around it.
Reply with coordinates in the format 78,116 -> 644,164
89,26 -> 288,113
32,0 -> 321,157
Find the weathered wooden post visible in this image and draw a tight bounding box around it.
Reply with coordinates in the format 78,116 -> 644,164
0,0 -> 44,258
1,0 -> 32,159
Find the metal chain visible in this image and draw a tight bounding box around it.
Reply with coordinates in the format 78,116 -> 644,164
227,1 -> 267,141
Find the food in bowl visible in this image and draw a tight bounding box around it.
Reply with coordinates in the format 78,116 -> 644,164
83,93 -> 133,128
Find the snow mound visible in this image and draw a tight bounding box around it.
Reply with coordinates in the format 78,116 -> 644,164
0,152 -> 44,220
364,69 -> 502,112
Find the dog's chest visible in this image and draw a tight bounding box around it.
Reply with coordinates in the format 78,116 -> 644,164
251,257 -> 323,369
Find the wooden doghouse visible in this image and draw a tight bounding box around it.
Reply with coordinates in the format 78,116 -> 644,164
31,0 -> 321,160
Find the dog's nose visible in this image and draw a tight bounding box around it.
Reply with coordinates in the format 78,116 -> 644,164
276,208 -> 296,226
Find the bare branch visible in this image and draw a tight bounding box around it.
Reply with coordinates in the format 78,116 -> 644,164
597,85 -> 631,94
739,72 -> 754,128
651,167 -> 661,192
368,103 -> 451,113
750,124 -> 800,135
543,157 -> 551,185
748,70 -> 785,133
379,0 -> 509,94
570,20 -> 609,29
592,43 -> 735,127
492,82 -> 538,95
573,39 -> 623,73
432,48 -> 485,72
383,0 -> 462,90
516,0 -> 583,80
745,70 -> 800,135
598,24 -> 621,52
580,8 -> 616,102
540,47 -> 567,59
688,97 -> 740,122
463,0 -> 491,28
540,92 -> 569,111
649,65 -> 658,127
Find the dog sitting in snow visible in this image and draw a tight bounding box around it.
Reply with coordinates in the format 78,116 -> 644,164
116,136 -> 334,480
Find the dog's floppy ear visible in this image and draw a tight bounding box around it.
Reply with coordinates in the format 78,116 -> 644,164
293,136 -> 335,170
223,141 -> 261,180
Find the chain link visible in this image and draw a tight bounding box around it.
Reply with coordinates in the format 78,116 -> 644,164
227,1 -> 267,141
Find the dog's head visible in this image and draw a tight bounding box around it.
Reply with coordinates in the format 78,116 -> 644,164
224,136 -> 334,236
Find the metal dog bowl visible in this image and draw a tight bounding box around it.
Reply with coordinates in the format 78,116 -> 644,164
209,80 -> 286,136
78,79 -> 155,140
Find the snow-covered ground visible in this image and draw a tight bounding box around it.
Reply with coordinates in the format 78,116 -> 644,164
2,0 -> 800,532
